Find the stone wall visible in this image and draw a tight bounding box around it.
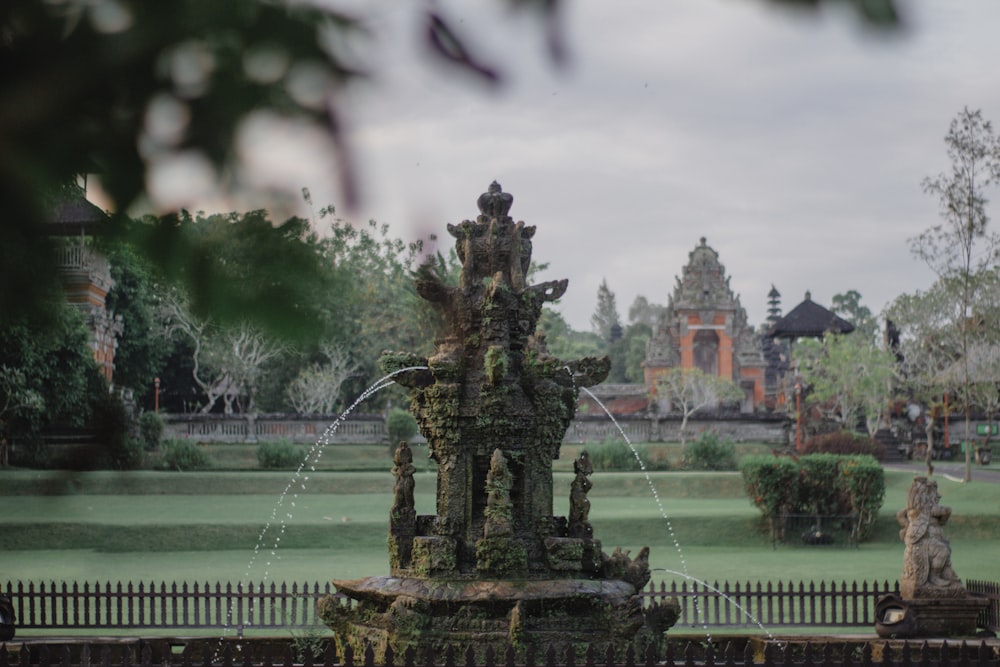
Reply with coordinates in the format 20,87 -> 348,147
164,413 -> 790,446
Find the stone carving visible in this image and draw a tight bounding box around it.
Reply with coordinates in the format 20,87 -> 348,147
391,442 -> 416,516
875,476 -> 988,638
897,476 -> 964,599
482,449 -> 513,538
568,451 -> 593,539
322,182 -> 677,658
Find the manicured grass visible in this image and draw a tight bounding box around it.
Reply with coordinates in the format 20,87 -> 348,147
1,465 -> 997,592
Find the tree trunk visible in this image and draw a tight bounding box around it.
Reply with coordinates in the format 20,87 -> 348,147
924,416 -> 935,477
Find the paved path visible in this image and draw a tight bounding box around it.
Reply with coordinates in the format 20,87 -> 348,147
884,460 -> 1000,484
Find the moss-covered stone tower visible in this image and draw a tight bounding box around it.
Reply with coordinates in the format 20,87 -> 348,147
320,182 -> 677,657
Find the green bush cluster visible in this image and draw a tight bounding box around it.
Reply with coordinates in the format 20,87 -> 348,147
740,453 -> 885,541
584,440 -> 671,471
93,392 -> 143,470
138,412 -> 165,450
256,440 -> 303,469
385,408 -> 418,449
802,430 -> 885,460
682,431 -> 737,470
161,439 -> 211,471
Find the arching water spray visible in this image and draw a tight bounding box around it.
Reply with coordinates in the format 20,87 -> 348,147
217,367 -> 429,646
652,568 -> 776,640
574,383 -> 780,641
572,379 -> 716,638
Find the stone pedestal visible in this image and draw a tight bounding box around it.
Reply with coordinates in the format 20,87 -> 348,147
875,593 -> 990,638
320,576 -> 677,660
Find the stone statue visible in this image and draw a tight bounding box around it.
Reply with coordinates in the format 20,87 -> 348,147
391,441 -> 416,516
482,448 -> 513,538
897,476 -> 964,599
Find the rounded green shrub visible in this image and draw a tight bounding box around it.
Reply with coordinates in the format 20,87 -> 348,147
138,411 -> 165,450
257,440 -> 303,469
682,431 -> 737,470
386,408 -> 418,447
92,391 -> 143,470
161,439 -> 210,471
584,440 -> 671,471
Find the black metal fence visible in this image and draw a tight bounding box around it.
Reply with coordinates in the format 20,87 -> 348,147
5,578 -> 997,633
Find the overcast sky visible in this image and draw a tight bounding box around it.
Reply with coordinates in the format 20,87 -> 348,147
279,0 -> 1000,332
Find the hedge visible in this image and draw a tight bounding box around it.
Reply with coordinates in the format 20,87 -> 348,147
740,453 -> 885,541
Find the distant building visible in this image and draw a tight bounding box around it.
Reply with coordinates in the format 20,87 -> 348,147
50,188 -> 121,383
765,291 -> 855,341
643,238 -> 766,413
763,290 -> 856,414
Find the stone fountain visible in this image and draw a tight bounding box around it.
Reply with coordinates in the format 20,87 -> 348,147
319,182 -> 678,657
875,476 -> 989,638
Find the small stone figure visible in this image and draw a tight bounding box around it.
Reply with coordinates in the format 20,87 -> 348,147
568,451 -> 594,538
391,441 -> 416,516
897,476 -> 964,599
483,449 -> 513,538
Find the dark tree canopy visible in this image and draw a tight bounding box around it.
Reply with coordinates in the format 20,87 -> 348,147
1,0 -> 901,331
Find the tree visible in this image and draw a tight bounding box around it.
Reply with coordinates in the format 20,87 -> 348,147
590,278 -> 621,343
885,280 -> 968,473
831,290 -> 877,340
0,303 -> 106,463
286,344 -> 359,415
622,322 -> 653,384
161,293 -> 287,414
319,216 -> 440,406
622,295 -> 664,384
537,309 -> 602,362
795,333 -> 898,436
910,107 -> 1000,481
655,368 -> 743,445
627,295 -> 665,330
105,244 -> 172,401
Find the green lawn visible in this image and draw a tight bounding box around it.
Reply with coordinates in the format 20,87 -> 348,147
1,466 -> 997,591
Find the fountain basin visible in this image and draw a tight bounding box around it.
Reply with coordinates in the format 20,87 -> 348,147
320,575 -> 677,660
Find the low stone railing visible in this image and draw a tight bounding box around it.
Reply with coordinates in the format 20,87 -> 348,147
162,414 -> 789,445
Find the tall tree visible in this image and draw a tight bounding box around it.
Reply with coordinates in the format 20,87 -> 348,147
911,107 -> 1000,481
885,279 -> 969,474
105,244 -> 172,402
590,278 -> 621,343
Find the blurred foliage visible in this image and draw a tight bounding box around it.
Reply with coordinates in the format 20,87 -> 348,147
1,0 -> 900,333
1,0 -> 362,330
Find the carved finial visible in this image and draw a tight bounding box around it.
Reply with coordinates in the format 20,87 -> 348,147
477,181 -> 514,218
